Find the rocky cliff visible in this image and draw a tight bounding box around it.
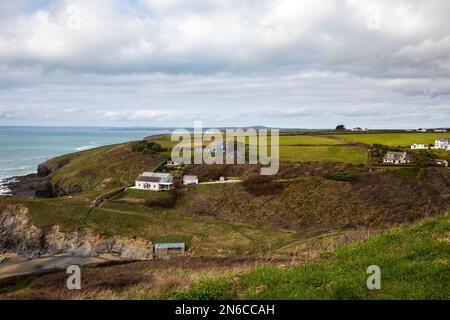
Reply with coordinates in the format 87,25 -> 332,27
0,204 -> 153,260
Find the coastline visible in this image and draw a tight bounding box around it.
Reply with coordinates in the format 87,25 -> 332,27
0,174 -> 49,199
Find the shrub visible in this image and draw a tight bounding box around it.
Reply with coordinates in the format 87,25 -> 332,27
131,140 -> 163,154
242,174 -> 284,196
325,171 -> 360,182
143,190 -> 178,208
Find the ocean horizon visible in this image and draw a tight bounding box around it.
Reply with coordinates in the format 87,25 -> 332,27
0,126 -> 170,194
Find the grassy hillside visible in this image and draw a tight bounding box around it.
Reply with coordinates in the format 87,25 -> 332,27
178,169 -> 449,235
2,213 -> 447,299
170,214 -> 450,300
0,196 -> 299,257
41,142 -> 167,193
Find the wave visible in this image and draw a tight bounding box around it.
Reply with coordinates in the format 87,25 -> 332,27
0,165 -> 37,172
0,155 -> 53,163
75,144 -> 98,151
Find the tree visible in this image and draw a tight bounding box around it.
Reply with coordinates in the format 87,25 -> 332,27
335,124 -> 346,131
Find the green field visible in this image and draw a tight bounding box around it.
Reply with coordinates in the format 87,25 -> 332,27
332,133 -> 449,147
169,214 -> 450,299
280,146 -> 367,164
278,135 -> 341,145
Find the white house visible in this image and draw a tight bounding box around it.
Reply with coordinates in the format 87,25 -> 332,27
434,138 -> 450,150
351,127 -> 368,132
183,175 -> 199,185
135,172 -> 173,191
410,144 -> 428,150
383,151 -> 412,164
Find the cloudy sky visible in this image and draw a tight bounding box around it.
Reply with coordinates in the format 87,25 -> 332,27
0,0 -> 449,128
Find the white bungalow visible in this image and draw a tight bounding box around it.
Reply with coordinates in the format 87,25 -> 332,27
135,172 -> 173,191
434,138 -> 450,150
183,175 -> 199,185
410,144 -> 428,150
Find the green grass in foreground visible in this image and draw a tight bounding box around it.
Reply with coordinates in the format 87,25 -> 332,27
332,133 -> 449,147
170,214 -> 450,299
280,146 -> 367,164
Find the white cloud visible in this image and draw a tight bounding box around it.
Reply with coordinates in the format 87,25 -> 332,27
102,110 -> 173,121
0,0 -> 449,128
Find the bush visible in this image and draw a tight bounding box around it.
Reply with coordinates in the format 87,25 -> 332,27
143,190 -> 178,208
325,171 -> 359,182
131,140 -> 163,154
242,174 -> 284,196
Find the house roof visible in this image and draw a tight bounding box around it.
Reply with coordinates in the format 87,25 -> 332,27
155,243 -> 185,250
136,172 -> 173,183
136,176 -> 162,182
183,175 -> 198,180
384,151 -> 411,161
436,137 -> 450,143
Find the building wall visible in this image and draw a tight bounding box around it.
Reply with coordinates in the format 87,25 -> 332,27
135,181 -> 159,190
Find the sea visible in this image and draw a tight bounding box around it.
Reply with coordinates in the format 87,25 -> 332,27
0,126 -> 170,195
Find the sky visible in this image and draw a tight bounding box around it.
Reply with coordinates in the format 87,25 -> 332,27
0,0 -> 449,129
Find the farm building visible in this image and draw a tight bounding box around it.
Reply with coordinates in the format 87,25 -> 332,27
383,151 -> 412,164
154,243 -> 185,259
434,138 -> 450,150
183,175 -> 199,185
135,172 -> 173,191
165,160 -> 181,167
411,144 -> 428,150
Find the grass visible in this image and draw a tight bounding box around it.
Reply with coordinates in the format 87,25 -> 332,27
47,142 -> 167,193
0,196 -> 299,257
332,133 -> 449,147
278,135 -> 342,145
167,214 -> 450,299
280,146 -> 367,164
111,188 -> 173,202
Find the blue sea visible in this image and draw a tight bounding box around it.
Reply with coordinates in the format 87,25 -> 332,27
0,126 -> 169,194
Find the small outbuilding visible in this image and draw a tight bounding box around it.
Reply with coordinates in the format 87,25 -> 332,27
183,175 -> 199,185
154,243 -> 185,259
435,159 -> 449,167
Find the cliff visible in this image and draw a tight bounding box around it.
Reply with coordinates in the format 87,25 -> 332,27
0,204 -> 153,260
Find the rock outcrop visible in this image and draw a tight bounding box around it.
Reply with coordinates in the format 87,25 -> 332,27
0,204 -> 153,260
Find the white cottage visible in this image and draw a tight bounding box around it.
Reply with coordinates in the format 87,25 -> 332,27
434,138 -> 450,150
135,172 -> 173,191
